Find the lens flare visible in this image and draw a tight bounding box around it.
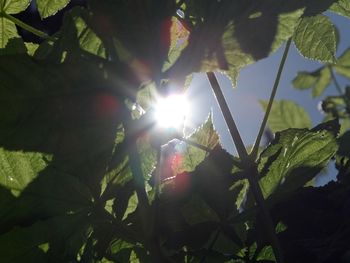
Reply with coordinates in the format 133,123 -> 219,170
155,94 -> 189,128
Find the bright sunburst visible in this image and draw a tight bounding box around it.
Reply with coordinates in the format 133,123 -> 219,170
154,94 -> 189,128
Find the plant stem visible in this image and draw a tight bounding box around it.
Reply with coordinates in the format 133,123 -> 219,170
175,135 -> 212,152
123,115 -> 165,263
207,72 -> 284,263
251,39 -> 292,160
1,12 -> 55,41
248,166 -> 284,263
199,229 -> 221,263
329,66 -> 350,115
329,66 -> 344,95
206,72 -> 248,160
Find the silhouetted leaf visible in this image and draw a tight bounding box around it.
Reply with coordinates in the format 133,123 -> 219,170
168,1 -> 303,85
338,130 -> 350,157
293,15 -> 337,63
260,100 -> 312,133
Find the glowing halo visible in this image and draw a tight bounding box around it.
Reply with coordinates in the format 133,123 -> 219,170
154,94 -> 189,128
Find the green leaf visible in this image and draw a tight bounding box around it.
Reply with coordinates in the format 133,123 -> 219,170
256,246 -> 276,261
0,213 -> 91,263
162,17 -> 189,72
0,220 -> 49,263
181,194 -> 219,225
330,0 -> 350,18
166,3 -> 303,85
334,47 -> 350,79
173,113 -> 220,174
0,169 -> 93,229
122,191 -> 138,220
136,82 -> 157,111
36,0 -> 70,19
293,15 -> 337,63
292,71 -> 318,90
293,67 -> 332,97
258,120 -> 339,199
312,67 -> 332,97
260,100 -> 312,133
69,8 -> 106,57
24,42 -> 39,56
338,130 -> 350,157
137,135 -> 157,179
0,17 -> 19,49
0,0 -> 30,14
0,148 -> 51,196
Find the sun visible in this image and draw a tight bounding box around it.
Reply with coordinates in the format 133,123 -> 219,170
154,94 -> 189,128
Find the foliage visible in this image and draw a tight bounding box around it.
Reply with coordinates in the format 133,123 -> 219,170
0,0 -> 349,263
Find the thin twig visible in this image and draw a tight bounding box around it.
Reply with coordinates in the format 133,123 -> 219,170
175,135 -> 212,152
329,66 -> 350,116
206,72 -> 284,263
206,72 -> 248,160
251,39 -> 292,160
1,12 -> 56,41
199,229 -> 221,263
329,66 -> 344,95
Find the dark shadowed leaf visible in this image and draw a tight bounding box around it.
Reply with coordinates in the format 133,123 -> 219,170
0,212 -> 91,263
181,194 -> 219,225
338,130 -> 350,157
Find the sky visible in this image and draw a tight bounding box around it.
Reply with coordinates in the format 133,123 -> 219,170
185,12 -> 350,185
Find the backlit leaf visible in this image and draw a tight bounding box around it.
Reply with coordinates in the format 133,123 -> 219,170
173,113 -> 220,174
0,148 -> 51,196
70,8 -> 106,57
293,15 -> 337,63
312,67 -> 332,97
0,18 -> 19,49
259,120 -> 339,199
330,0 -> 350,18
293,67 -> 332,97
292,71 -> 318,89
0,0 -> 30,14
36,0 -> 71,19
260,100 -> 312,133
25,42 -> 39,56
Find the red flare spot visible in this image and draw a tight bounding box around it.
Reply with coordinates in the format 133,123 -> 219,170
93,93 -> 119,118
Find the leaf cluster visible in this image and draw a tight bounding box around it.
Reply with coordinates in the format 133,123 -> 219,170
0,0 -> 349,263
